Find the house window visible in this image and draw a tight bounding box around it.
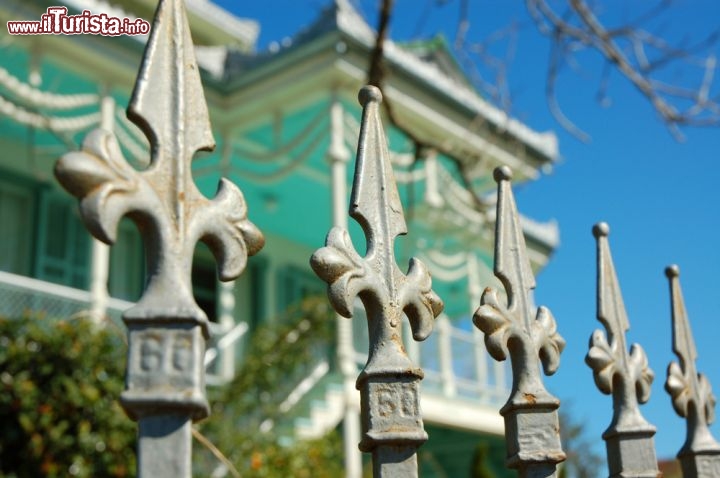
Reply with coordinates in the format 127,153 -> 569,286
248,255 -> 269,331
108,218 -> 145,301
0,180 -> 35,275
34,190 -> 90,289
107,225 -> 219,310
277,265 -> 324,314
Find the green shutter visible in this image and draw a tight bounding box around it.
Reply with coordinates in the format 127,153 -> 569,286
248,255 -> 268,331
35,190 -> 90,289
0,181 -> 35,275
108,218 -> 145,301
277,265 -> 324,313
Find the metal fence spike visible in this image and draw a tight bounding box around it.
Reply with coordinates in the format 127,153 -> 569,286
587,223 -> 659,477
473,166 -> 566,477
665,265 -> 720,477
129,0 -> 215,161
351,87 -> 407,244
311,85 -> 443,477
54,0 -> 263,475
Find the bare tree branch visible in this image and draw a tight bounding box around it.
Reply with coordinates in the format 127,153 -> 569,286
192,427 -> 242,478
525,0 -> 720,139
367,0 -> 393,88
366,0 -> 492,212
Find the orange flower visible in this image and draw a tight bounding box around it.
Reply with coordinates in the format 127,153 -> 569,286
251,451 -> 262,470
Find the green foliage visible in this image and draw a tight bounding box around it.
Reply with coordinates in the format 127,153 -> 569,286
470,442 -> 497,478
0,297 -> 346,478
193,296 -> 345,477
0,316 -> 136,477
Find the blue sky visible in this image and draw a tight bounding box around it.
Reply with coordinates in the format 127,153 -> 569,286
217,0 -> 720,465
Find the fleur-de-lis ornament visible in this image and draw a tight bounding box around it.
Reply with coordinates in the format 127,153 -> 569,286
55,0 -> 263,475
311,86 -> 443,477
586,223 -> 658,476
665,265 -> 720,477
473,166 -> 566,477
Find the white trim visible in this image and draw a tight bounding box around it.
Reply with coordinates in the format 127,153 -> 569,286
186,0 -> 259,45
279,360 -> 330,413
0,270 -> 135,312
329,0 -> 558,162
0,270 -> 92,303
204,322 -> 248,367
421,394 -> 504,436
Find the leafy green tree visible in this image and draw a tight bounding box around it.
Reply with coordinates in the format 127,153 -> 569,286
470,442 -> 496,478
0,316 -> 136,477
193,296 -> 345,477
0,297 -> 345,478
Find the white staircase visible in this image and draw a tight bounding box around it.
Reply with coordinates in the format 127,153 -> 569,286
294,381 -> 348,439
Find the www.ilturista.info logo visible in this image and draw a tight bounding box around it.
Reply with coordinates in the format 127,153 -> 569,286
7,7 -> 150,36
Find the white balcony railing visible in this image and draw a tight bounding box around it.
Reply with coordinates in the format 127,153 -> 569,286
0,270 -> 241,385
0,269 -> 510,423
352,306 -> 510,408
0,270 -> 132,326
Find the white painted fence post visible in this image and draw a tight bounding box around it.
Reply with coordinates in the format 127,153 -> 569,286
437,315 -> 456,398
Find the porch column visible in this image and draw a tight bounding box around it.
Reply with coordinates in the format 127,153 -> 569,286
423,149 -> 442,207
328,96 -> 362,478
217,280 -> 236,381
467,254 -> 488,396
88,94 -> 114,323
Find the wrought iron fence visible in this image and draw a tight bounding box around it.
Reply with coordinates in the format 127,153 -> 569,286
12,0 -> 720,476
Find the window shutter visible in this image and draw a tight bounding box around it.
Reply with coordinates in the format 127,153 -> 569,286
0,182 -> 34,275
108,218 -> 145,301
35,190 -> 90,289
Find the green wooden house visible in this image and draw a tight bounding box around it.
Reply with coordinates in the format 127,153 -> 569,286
0,0 -> 559,475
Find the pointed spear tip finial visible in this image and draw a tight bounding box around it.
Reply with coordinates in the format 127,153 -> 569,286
359,85 -> 383,107
493,165 -> 513,183
666,264 -> 680,279
592,222 -> 610,239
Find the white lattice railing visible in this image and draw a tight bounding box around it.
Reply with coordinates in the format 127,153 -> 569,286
352,307 -> 509,407
0,269 -> 510,414
293,310 -> 510,440
0,270 -> 131,326
0,270 -> 237,385
204,321 -> 249,386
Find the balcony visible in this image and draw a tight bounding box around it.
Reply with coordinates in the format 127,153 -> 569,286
0,270 -> 509,435
0,270 -> 244,386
